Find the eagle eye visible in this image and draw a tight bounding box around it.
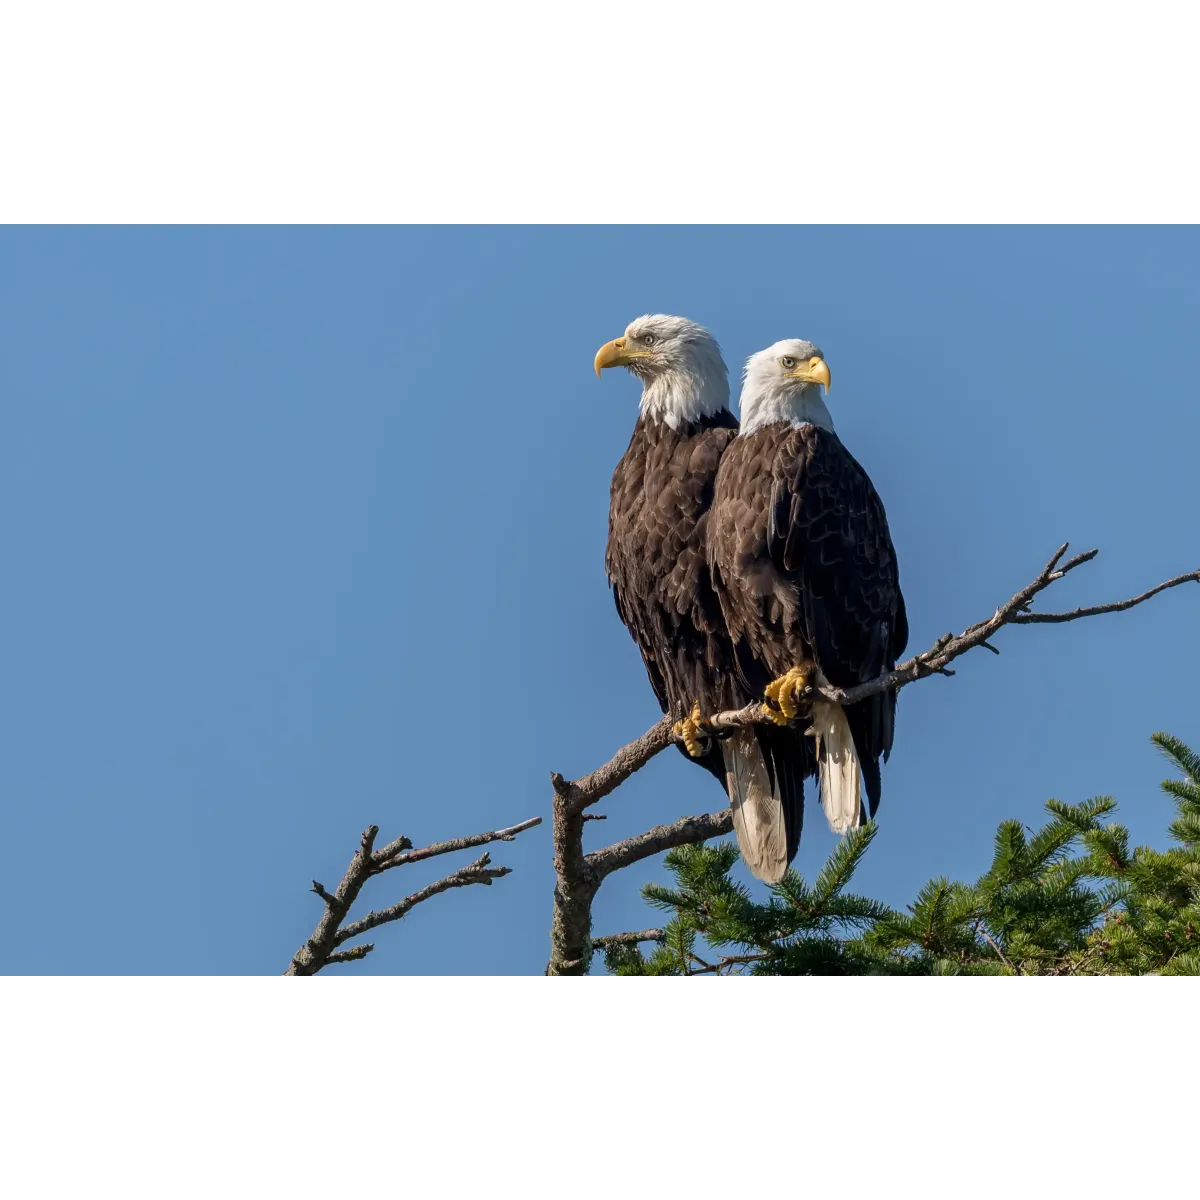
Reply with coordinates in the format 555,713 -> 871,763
780,356 -> 796,369
642,333 -> 657,346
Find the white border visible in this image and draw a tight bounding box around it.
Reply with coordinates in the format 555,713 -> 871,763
3,978 -> 1192,1196
1,4 -> 1195,222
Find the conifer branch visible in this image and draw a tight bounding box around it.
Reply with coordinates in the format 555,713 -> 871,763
287,816 -> 540,975
545,543 -> 1198,977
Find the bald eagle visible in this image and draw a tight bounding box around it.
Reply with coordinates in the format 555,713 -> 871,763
708,339 -> 907,865
596,315 -> 809,881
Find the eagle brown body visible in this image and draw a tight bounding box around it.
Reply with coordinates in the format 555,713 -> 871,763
595,316 -> 835,884
606,410 -> 810,863
605,411 -> 741,781
709,421 -> 908,822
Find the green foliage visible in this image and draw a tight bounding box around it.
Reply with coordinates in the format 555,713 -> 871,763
607,732 -> 1200,976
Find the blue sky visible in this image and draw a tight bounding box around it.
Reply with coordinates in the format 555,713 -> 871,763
1,226 -> 1197,975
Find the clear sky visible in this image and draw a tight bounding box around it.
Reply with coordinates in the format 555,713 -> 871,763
1,226 -> 1197,975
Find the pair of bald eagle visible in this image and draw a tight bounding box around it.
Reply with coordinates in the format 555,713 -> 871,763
597,314 -> 907,883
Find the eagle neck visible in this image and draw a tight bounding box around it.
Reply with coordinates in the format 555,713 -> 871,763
738,384 -> 835,436
639,366 -> 730,432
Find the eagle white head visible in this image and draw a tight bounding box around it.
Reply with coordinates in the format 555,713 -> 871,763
738,339 -> 834,436
594,314 -> 730,430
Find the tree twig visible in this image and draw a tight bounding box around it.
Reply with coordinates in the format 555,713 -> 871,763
287,816 -> 540,975
1010,569 -> 1200,624
544,544 -> 1198,977
334,854 -> 508,946
981,930 -> 1021,975
371,817 -> 542,873
685,952 -> 772,976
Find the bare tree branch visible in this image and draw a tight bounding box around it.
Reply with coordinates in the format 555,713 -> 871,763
287,817 -> 540,975
545,545 -> 1198,977
371,817 -> 542,873
982,930 -> 1020,975
593,929 -> 667,950
1010,568 -> 1200,624
686,952 -> 771,976
334,854 -> 509,946
287,826 -> 379,977
586,811 -> 733,881
549,716 -> 678,814
323,945 -> 375,966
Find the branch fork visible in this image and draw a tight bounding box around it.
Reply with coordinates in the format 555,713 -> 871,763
287,817 -> 540,975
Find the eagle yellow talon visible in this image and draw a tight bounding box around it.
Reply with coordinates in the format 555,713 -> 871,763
762,663 -> 813,724
671,700 -> 710,757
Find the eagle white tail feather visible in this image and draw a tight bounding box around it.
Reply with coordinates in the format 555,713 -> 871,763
724,728 -> 788,884
811,700 -> 864,834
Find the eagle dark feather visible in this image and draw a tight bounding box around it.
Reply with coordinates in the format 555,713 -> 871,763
606,411 -> 743,784
710,422 -> 907,822
606,411 -> 810,872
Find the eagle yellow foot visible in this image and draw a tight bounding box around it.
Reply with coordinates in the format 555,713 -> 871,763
671,701 -> 712,758
762,662 -> 814,725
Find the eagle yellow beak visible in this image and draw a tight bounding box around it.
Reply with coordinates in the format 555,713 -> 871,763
594,336 -> 651,377
788,356 -> 831,393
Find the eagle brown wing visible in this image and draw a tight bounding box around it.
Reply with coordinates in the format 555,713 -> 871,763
710,423 -> 907,817
771,425 -> 906,813
605,411 -> 744,783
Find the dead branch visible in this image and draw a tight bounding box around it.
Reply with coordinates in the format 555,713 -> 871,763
982,930 -> 1020,975
323,945 -> 374,966
372,817 -> 542,873
593,929 -> 667,950
1010,568 -> 1200,624
545,545 -> 1198,977
820,547 -> 1197,708
287,816 -> 540,975
586,811 -> 733,881
686,952 -> 772,976
334,854 -> 508,946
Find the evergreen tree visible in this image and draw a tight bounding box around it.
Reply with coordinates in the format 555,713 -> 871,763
606,732 -> 1200,976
